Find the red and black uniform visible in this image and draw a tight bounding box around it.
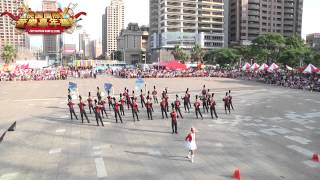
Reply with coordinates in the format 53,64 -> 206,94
174,99 -> 183,118
228,94 -> 234,110
107,95 -> 112,109
99,100 -> 108,118
120,97 -> 125,116
95,103 -> 104,126
152,89 -> 158,103
87,97 -> 94,114
187,92 -> 192,108
140,93 -> 146,108
223,95 -> 231,114
113,101 -> 123,123
170,111 -> 178,134
125,90 -> 131,109
164,95 -> 169,112
160,99 -> 168,119
194,100 -> 203,119
210,98 -> 218,119
79,101 -> 90,123
182,94 -> 190,113
146,100 -> 153,120
67,101 -> 78,120
132,101 -> 139,121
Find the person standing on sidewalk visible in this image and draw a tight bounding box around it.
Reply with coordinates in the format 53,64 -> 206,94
185,127 -> 197,163
170,108 -> 178,134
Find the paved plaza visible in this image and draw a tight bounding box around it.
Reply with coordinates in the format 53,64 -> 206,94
0,76 -> 319,180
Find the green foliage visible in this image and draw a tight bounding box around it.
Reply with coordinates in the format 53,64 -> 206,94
191,44 -> 205,63
1,45 -> 16,64
204,48 -> 239,66
111,51 -> 122,61
171,45 -> 189,62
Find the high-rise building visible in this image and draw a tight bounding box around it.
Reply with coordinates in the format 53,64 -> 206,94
42,0 -> 61,61
79,32 -> 91,58
117,23 -> 149,64
93,39 -> 103,58
102,0 -> 125,56
0,0 -> 27,62
149,0 -> 229,61
229,0 -> 303,45
306,33 -> 320,51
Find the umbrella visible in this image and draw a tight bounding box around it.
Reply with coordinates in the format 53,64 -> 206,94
242,63 -> 251,71
267,63 -> 279,72
250,63 -> 260,71
286,65 -> 293,71
259,63 -> 269,71
303,64 -> 318,74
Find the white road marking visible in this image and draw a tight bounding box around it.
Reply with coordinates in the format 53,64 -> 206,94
260,129 -> 277,136
293,128 -> 304,132
95,158 -> 108,178
208,124 -> 214,127
0,172 -> 19,179
49,148 -> 62,154
303,160 -> 320,168
241,131 -> 259,136
59,115 -> 69,119
271,127 -> 291,134
214,143 -> 224,148
148,150 -> 161,156
287,145 -> 313,157
71,130 -> 80,135
93,144 -> 109,150
56,129 -> 66,133
93,151 -> 103,156
285,136 -> 311,145
304,126 -> 315,130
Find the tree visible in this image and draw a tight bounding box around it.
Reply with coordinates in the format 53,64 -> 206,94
191,44 -> 205,63
251,33 -> 285,63
204,48 -> 239,66
171,45 -> 189,62
1,45 -> 16,64
111,51 -> 122,61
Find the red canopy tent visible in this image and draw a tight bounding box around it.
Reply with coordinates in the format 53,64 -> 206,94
160,60 -> 187,70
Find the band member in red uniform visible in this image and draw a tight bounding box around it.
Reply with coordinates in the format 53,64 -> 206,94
97,86 -> 101,101
145,98 -> 153,120
125,89 -> 131,109
87,92 -> 94,114
132,99 -> 139,122
152,86 -> 158,104
223,92 -> 231,114
107,90 -> 113,110
140,89 -> 146,108
194,95 -> 203,119
174,95 -> 183,118
78,96 -> 90,123
119,93 -> 125,116
170,108 -> 178,134
160,97 -> 168,119
67,99 -> 78,120
94,99 -> 104,126
99,98 -> 108,118
182,91 -> 190,113
186,88 -> 192,108
209,93 -> 218,119
228,90 -> 234,110
131,90 -> 137,102
113,98 -> 123,123
164,91 -> 169,112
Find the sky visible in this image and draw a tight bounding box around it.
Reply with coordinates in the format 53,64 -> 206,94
25,0 -> 320,49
